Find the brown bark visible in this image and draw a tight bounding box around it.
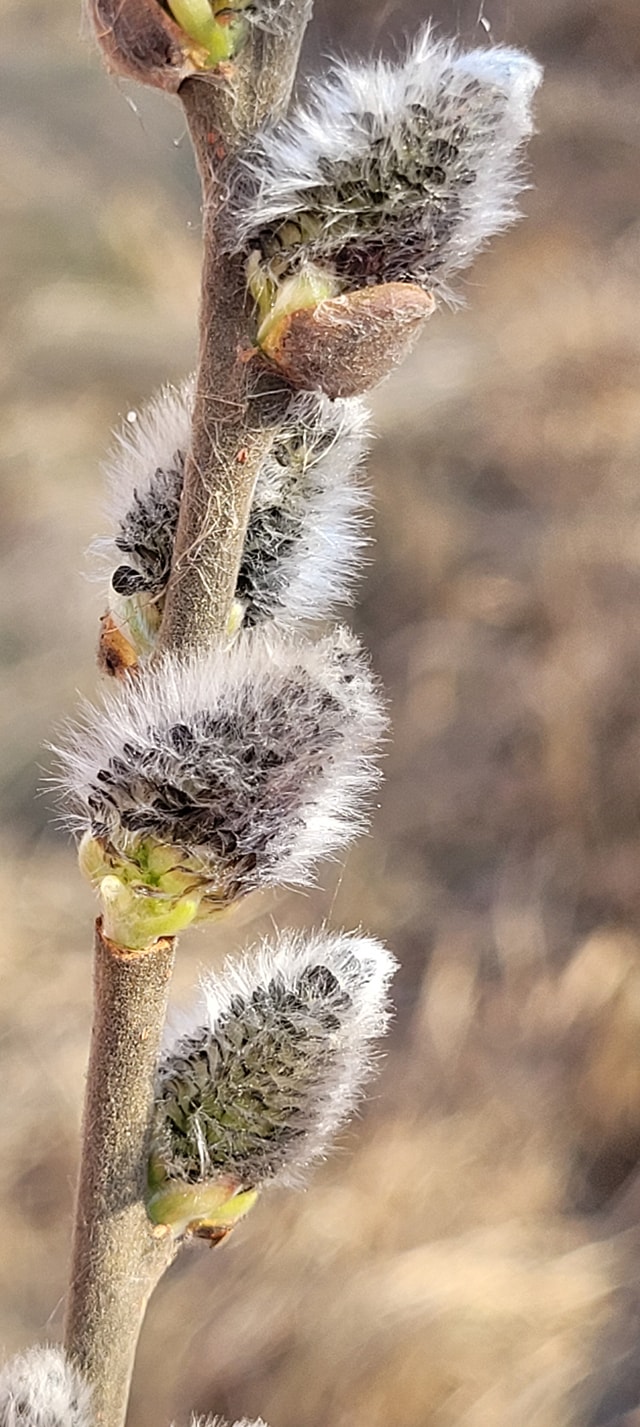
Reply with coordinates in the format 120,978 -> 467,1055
157,1 -> 313,654
64,923 -> 176,1427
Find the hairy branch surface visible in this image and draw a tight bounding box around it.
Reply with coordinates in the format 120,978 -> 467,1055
158,1 -> 313,653
64,924 -> 176,1427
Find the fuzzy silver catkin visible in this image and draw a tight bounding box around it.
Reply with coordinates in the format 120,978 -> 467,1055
188,1420 -> 268,1427
100,380 -> 370,635
56,627 -> 385,901
186,1419 -> 269,1427
154,928 -> 396,1191
232,28 -> 542,302
0,1348 -> 91,1427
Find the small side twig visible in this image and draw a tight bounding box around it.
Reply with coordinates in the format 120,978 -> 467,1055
64,923 -> 176,1427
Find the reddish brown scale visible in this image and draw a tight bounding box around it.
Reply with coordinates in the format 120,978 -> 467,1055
97,613 -> 139,680
87,0 -> 199,90
260,282 -> 435,399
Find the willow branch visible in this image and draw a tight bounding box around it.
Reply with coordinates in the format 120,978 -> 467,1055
64,922 -> 176,1427
157,1 -> 313,655
64,12 -> 313,1423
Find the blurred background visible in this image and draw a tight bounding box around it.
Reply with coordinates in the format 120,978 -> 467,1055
2,0 -> 640,1422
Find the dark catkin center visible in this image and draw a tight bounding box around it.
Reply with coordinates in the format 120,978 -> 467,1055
256,84 -> 501,284
113,460 -> 184,596
112,415 -> 339,619
235,424 -> 332,623
87,675 -> 346,888
155,966 -> 353,1182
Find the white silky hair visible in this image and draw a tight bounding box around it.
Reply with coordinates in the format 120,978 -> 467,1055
187,1419 -> 269,1427
242,390 -> 371,628
233,27 -> 542,300
102,375 -> 194,532
161,927 -> 397,1188
56,625 -> 386,889
172,927 -> 396,1045
0,1347 -> 90,1427
98,380 -> 371,631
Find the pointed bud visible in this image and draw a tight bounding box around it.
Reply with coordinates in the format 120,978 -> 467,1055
0,1348 -> 90,1427
148,929 -> 396,1231
87,0 -> 201,90
98,382 -> 370,662
259,281 -> 434,398
87,0 -> 253,88
164,0 -> 249,68
54,628 -> 385,948
234,29 -> 541,303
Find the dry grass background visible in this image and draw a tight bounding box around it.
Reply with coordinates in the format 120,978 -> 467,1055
2,0 -> 640,1422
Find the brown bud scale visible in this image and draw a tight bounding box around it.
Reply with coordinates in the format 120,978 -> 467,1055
88,0 -> 199,91
260,282 -> 434,398
98,612 -> 139,679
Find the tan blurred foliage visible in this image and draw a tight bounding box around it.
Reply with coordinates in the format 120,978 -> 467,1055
2,1 -> 640,1423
